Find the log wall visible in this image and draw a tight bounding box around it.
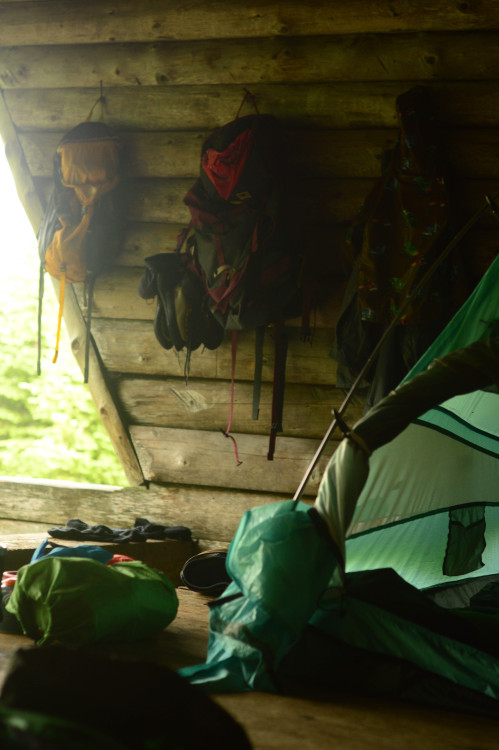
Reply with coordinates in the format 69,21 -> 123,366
1,1 -> 498,539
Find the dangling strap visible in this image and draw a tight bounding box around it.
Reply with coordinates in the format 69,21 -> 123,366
84,273 -> 96,383
220,330 -> 242,466
267,316 -> 288,461
252,326 -> 265,420
37,263 -> 45,375
184,347 -> 192,385
52,268 -> 66,364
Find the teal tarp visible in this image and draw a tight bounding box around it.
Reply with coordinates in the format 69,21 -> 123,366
179,253 -> 499,715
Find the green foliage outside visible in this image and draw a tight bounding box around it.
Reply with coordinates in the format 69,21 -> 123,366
0,225 -> 128,487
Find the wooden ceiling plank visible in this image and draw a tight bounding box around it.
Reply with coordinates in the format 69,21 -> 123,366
7,82 -> 499,133
19,129 -> 398,179
118,376 -> 364,440
1,33 -> 499,89
35,174 -> 499,228
23,128 -> 499,181
130,424 -> 335,495
0,477 -> 297,542
91,319 -> 340,385
71,265 -> 343,327
0,0 -> 497,47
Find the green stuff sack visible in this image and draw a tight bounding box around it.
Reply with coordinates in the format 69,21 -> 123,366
6,558 -> 178,647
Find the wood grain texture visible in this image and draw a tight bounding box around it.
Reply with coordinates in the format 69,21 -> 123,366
0,478 -> 300,541
24,128 -> 499,180
117,223 -> 497,273
8,81 -> 499,133
130,425 -> 335,494
0,583 -> 497,749
118,376 -> 364,439
2,33 -> 499,90
116,221 -> 350,271
20,129 -> 396,179
34,173 -> 373,229
72,266 -> 343,326
1,0 -> 497,47
91,319 -> 342,384
34,172 -> 499,233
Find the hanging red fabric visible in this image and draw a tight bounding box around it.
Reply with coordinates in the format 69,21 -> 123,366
202,130 -> 255,201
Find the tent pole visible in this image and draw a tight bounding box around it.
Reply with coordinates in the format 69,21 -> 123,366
292,192 -> 499,508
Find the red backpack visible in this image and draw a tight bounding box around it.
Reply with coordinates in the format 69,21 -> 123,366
139,91 -> 307,460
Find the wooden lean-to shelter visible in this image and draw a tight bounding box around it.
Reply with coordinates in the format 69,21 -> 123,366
1,2 -> 499,747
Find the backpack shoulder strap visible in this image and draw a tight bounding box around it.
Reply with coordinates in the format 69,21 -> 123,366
267,316 -> 288,461
252,326 -> 266,421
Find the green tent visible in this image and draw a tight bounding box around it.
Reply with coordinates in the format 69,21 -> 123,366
346,254 -> 498,592
180,252 -> 499,716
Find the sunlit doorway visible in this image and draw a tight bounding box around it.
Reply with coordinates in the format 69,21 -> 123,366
0,139 -> 127,488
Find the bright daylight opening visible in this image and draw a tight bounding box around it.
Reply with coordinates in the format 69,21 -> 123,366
0,139 -> 127,487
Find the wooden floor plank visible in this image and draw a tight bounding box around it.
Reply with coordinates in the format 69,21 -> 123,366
217,688 -> 499,750
0,589 -> 497,749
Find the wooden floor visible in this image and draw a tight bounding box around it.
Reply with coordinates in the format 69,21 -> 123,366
0,587 -> 498,749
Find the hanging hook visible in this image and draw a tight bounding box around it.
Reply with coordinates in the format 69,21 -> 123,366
85,81 -> 105,122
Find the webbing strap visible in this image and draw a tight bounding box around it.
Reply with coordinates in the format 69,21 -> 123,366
252,326 -> 265,420
37,263 -> 45,375
52,269 -> 66,364
84,274 -> 96,383
221,330 -> 243,466
267,317 -> 288,461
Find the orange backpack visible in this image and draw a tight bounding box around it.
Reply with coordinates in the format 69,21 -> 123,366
38,107 -> 125,381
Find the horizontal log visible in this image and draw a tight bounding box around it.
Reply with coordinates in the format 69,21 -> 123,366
127,178 -> 191,224
118,376 -> 364,439
73,266 -> 344,326
91,319 -> 341,385
36,173 -> 499,230
7,82 -> 499,133
130,425 -> 335,495
36,173 -> 370,228
118,223 -> 498,276
0,477 -> 310,542
0,520 -> 50,536
25,128 -> 499,181
31,173 -> 377,226
0,0 -> 496,47
2,33 -> 499,90
118,222 -> 351,275
20,129 -> 396,180
36,131 -> 207,180
121,222 -> 185,264
80,219 -> 496,279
